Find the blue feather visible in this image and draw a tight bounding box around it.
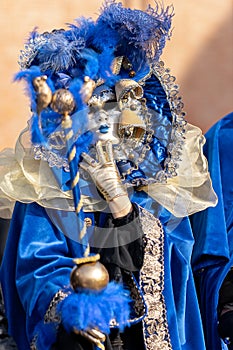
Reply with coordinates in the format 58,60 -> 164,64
97,0 -> 174,63
14,66 -> 44,113
68,78 -> 85,111
37,33 -> 76,72
57,282 -> 131,334
69,16 -> 96,42
27,27 -> 41,41
80,49 -> 99,79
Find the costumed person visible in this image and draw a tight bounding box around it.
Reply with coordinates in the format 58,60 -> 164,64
191,112 -> 233,350
0,2 -> 217,350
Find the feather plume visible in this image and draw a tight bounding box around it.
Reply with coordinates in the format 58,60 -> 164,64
79,49 -> 99,79
68,78 -> 85,111
37,32 -> 80,72
69,16 -> 96,43
14,66 -> 43,112
57,282 -> 131,334
97,0 -> 174,63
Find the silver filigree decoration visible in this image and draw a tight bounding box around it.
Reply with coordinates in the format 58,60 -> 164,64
33,130 -> 71,170
30,336 -> 38,350
139,207 -> 172,350
30,290 -> 68,349
44,290 -> 69,323
33,145 -> 70,171
88,89 -> 116,109
18,34 -> 49,70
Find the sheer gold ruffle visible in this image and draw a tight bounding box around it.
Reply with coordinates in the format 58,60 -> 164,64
0,129 -> 73,219
140,123 -> 218,217
0,123 -> 217,219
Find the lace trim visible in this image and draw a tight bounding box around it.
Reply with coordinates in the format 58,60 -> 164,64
44,290 -> 68,323
139,207 -> 172,350
33,141 -> 70,172
140,62 -> 187,183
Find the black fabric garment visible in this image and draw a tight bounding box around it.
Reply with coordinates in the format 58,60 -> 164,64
0,218 -> 11,265
93,203 -> 145,272
55,205 -> 146,350
218,311 -> 233,349
218,268 -> 233,313
54,326 -> 95,350
55,322 -> 145,350
218,267 -> 233,348
95,204 -> 145,349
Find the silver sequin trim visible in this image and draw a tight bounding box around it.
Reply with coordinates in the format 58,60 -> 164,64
30,290 -> 69,349
44,290 -> 68,323
30,336 -> 38,350
139,207 -> 172,350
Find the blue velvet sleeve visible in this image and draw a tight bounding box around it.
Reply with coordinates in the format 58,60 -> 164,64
14,202 -> 79,344
190,112 -> 233,350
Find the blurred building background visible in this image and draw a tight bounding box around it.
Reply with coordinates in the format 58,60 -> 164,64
0,0 -> 232,150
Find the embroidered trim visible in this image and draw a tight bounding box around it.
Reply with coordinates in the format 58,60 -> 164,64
139,207 -> 172,350
30,290 -> 69,349
30,336 -> 37,350
44,290 -> 68,323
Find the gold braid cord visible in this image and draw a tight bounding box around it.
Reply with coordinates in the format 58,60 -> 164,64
139,207 -> 172,350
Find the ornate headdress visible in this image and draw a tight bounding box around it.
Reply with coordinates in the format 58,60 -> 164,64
15,1 -> 177,181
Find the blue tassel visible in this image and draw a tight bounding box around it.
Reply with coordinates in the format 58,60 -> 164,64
57,282 -> 131,334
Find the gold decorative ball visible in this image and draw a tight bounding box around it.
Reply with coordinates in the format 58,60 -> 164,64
129,70 -> 136,78
70,261 -> 109,291
50,89 -> 75,115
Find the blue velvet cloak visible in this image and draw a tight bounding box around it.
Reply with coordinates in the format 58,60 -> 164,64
1,193 -> 206,350
191,112 -> 233,350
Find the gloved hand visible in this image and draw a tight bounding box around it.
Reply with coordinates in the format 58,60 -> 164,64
80,140 -> 132,218
73,327 -> 106,350
56,323 -> 106,350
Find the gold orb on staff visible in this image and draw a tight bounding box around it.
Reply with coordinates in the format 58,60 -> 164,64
71,254 -> 109,291
50,88 -> 76,119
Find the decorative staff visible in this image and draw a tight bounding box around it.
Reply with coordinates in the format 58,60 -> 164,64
14,69 -> 131,349
49,87 -> 90,254
32,80 -> 130,350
